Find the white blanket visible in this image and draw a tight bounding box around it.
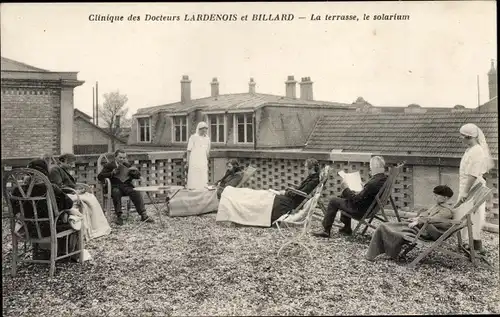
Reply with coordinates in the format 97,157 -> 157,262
216,186 -> 276,227
168,189 -> 219,217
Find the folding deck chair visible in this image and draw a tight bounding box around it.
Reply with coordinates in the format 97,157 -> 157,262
273,165 -> 331,259
340,161 -> 405,237
284,165 -> 332,216
399,183 -> 493,270
235,165 -> 257,188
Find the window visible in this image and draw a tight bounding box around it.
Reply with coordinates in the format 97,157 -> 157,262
209,114 -> 225,143
137,117 -> 151,142
235,113 -> 254,143
173,116 -> 188,142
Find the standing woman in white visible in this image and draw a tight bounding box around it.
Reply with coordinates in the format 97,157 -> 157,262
186,121 -> 211,189
455,123 -> 494,254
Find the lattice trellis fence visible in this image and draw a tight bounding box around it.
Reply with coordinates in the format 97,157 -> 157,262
209,157 -> 414,212
1,151 -> 497,226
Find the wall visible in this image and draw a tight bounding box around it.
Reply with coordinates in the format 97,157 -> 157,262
73,117 -> 111,146
73,117 -> 126,154
257,106 -> 339,148
1,85 -> 61,158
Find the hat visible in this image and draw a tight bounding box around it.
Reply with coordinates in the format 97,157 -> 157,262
27,159 -> 49,176
433,185 -> 454,198
459,123 -> 479,138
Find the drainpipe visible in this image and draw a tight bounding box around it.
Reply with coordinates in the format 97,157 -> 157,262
253,110 -> 257,150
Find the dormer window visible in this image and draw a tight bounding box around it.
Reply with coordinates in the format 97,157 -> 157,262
137,117 -> 151,142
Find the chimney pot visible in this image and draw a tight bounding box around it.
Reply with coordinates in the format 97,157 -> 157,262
488,59 -> 497,100
285,75 -> 298,98
181,75 -> 192,103
299,76 -> 314,100
211,77 -> 220,97
249,78 -> 256,94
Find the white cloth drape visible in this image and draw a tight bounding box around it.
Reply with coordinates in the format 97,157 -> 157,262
68,192 -> 111,241
216,186 -> 276,227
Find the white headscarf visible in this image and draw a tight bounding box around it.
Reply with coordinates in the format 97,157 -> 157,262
459,123 -> 495,173
196,121 -> 209,136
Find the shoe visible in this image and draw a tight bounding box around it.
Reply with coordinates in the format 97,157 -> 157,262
116,216 -> 124,226
339,227 -> 353,236
141,214 -> 154,223
312,230 -> 330,238
462,241 -> 487,256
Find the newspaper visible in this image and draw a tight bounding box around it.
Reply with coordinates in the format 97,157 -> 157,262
338,171 -> 363,192
116,163 -> 130,183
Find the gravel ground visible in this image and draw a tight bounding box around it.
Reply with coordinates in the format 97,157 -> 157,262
2,209 -> 499,316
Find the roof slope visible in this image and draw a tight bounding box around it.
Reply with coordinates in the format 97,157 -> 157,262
305,111 -> 498,158
74,108 -> 93,120
1,57 -> 49,72
136,93 -> 350,115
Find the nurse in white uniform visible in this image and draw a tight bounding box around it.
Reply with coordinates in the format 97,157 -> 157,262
186,122 -> 211,190
455,123 -> 494,254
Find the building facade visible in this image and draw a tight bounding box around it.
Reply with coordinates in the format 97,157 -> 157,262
73,109 -> 126,154
126,75 -> 356,151
1,57 -> 84,158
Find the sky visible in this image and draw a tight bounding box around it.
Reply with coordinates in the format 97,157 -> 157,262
1,1 -> 497,119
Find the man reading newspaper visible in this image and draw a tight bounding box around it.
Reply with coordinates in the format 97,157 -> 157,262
312,156 -> 388,237
98,149 -> 154,225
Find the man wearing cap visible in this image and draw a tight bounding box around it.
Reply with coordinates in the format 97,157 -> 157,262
366,185 -> 455,261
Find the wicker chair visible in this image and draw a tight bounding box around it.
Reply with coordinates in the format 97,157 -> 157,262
3,168 -> 85,277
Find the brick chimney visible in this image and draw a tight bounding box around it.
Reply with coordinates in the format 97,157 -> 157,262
181,75 -> 191,103
488,59 -> 497,100
285,75 -> 297,98
211,77 -> 219,97
249,78 -> 256,94
299,77 -> 313,100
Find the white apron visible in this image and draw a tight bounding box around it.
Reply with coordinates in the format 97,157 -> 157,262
187,134 -> 210,190
455,145 -> 487,241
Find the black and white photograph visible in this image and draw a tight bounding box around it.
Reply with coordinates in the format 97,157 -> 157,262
1,1 -> 498,316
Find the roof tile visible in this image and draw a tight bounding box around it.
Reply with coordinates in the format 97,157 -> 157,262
305,111 -> 498,158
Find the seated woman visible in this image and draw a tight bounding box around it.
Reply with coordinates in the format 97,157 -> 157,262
216,158 -> 320,227
216,159 -> 244,199
12,159 -> 83,260
49,153 -> 111,240
366,185 -> 454,261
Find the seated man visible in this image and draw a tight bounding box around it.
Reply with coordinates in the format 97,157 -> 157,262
366,185 -> 454,261
312,156 -> 388,237
50,153 -> 112,240
97,149 -> 153,225
49,153 -> 78,190
216,159 -> 244,200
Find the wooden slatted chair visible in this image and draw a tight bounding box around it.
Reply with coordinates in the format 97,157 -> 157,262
3,168 -> 85,277
340,162 -> 405,237
274,183 -> 325,259
273,166 -> 331,258
400,183 -> 493,270
97,152 -> 132,219
282,165 -> 332,218
235,165 -> 257,188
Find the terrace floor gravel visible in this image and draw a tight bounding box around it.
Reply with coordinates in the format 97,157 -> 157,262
2,207 -> 499,316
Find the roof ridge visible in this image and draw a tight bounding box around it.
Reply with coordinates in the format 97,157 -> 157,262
1,56 -> 49,72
